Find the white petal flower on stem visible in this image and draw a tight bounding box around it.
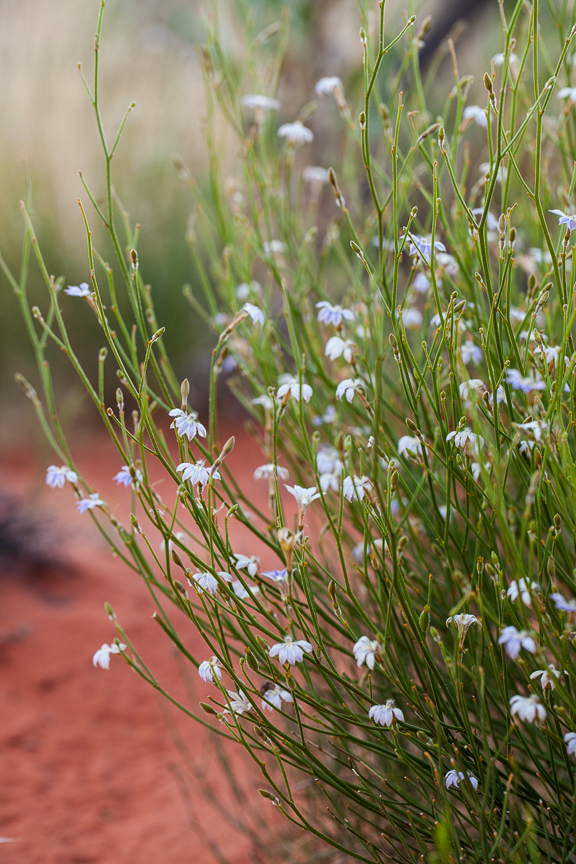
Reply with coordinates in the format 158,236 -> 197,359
263,240 -> 287,255
168,409 -> 207,441
198,657 -> 223,684
463,105 -> 488,128
241,94 -> 280,111
159,530 -> 185,554
277,376 -> 313,403
510,693 -> 546,723
319,472 -> 340,493
261,683 -> 293,712
224,689 -> 253,715
235,281 -> 261,301
316,301 -> 355,326
277,121 -> 314,145
325,336 -> 355,362
507,578 -> 538,606
445,770 -> 478,791
470,208 -> 500,232
408,234 -> 446,263
353,636 -> 381,670
446,614 -> 481,638
317,447 -> 341,475
397,436 -> 422,458
446,428 -> 483,452
551,592 -> 576,613
285,484 -> 321,510
550,208 -> 576,231
498,626 -> 537,659
315,76 -> 343,96
177,460 -> 221,487
113,465 -> 143,487
189,571 -> 231,596
269,636 -> 313,665
506,368 -> 546,393
303,166 -> 330,184
530,664 -> 564,691
564,732 -> 576,757
459,379 -> 485,406
262,568 -> 288,586
558,87 -> 576,103
253,464 -> 289,481
65,281 -> 92,297
93,642 -> 126,669
461,341 -> 483,365
412,271 -> 430,293
516,420 -> 548,442
233,554 -> 260,577
232,579 -> 259,599
342,475 -> 372,503
492,52 -> 519,66
252,394 -> 274,411
369,700 -> 404,727
77,493 -> 104,514
335,378 -> 364,402
46,465 -> 78,488
400,308 -> 423,329
242,302 -> 265,326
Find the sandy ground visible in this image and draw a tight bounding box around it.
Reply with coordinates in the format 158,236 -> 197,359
0,430 -> 285,864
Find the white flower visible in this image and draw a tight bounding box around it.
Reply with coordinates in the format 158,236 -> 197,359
445,770 -> 478,791
315,76 -> 343,96
312,405 -> 337,425
261,683 -> 293,712
530,664 -> 564,690
177,460 -> 221,487
400,308 -> 423,329
507,579 -> 538,606
510,693 -> 546,723
224,689 -> 253,715
254,464 -> 289,481
242,302 -> 265,326
242,94 -> 280,111
408,234 -> 446,262
505,368 -> 546,393
551,592 -> 576,613
470,208 -> 500,232
113,465 -> 143,487
353,636 -> 381,670
412,271 -> 430,293
189,571 -> 232,596
498,626 -> 536,659
198,656 -> 223,684
461,340 -> 483,365
285,485 -> 321,521
269,635 -> 313,665
232,579 -> 259,599
398,436 -> 422,458
369,700 -> 404,727
316,301 -> 355,326
236,281 -> 261,301
516,420 -> 548,442
317,447 -> 341,475
335,378 -> 364,402
303,166 -> 330,183
159,531 -> 185,554
93,642 -> 126,669
277,375 -> 313,403
46,464 -> 78,488
262,568 -> 288,586
325,336 -> 355,362
559,87 -> 576,102
65,281 -> 91,297
550,208 -> 576,231
343,475 -> 373,502
232,554 -> 260,577
77,493 -> 104,514
320,472 -> 340,493
564,732 -> 576,757
479,162 -> 508,182
534,343 -> 560,364
277,121 -> 314,145
263,240 -> 287,255
252,394 -> 274,411
492,52 -> 519,66
168,409 -> 207,441
446,428 -> 483,455
446,614 -> 481,637
463,105 -> 487,128
459,379 -> 485,406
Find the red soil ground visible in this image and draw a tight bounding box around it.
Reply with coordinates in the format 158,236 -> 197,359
0,430 -> 285,864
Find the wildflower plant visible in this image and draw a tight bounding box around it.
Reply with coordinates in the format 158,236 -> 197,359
5,0 -> 576,860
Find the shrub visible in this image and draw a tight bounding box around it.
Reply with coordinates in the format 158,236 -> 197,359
5,0 -> 576,860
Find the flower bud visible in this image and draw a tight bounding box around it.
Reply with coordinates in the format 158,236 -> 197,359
244,646 -> 259,672
547,556 -> 556,579
419,605 -> 431,633
130,249 -> 139,269
116,388 -> 124,412
200,701 -> 216,715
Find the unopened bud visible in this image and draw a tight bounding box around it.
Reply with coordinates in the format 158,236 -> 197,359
419,605 -> 431,633
498,214 -> 506,235
116,388 -> 124,411
259,789 -> 279,805
171,548 -> 185,569
547,557 -> 556,579
130,249 -> 139,269
200,701 -> 216,715
130,513 -> 142,534
484,72 -> 493,93
244,646 -> 259,672
554,513 -> 561,532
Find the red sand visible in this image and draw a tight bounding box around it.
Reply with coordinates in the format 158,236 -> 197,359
0,431 -> 285,864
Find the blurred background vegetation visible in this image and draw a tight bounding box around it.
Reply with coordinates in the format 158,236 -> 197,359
0,0 -> 499,443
